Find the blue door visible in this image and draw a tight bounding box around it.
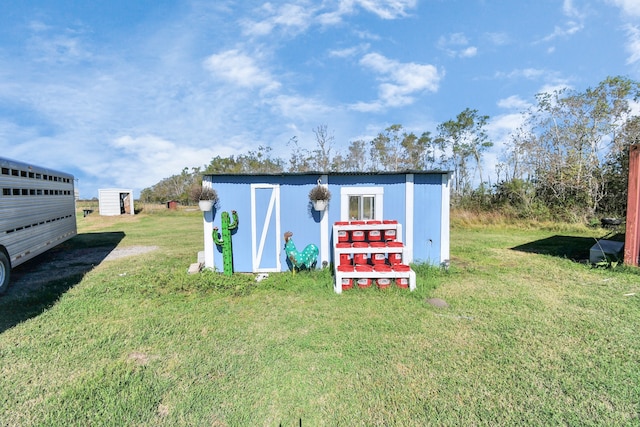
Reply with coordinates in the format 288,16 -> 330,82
250,184 -> 281,272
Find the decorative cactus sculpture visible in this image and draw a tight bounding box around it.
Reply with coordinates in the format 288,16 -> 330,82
212,210 -> 238,276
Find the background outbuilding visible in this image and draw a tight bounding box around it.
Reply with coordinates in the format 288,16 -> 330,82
98,188 -> 134,216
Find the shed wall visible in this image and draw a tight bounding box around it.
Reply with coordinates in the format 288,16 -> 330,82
203,173 -> 449,273
98,189 -> 134,216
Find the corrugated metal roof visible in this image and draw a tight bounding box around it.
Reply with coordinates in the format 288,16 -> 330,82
204,170 -> 451,177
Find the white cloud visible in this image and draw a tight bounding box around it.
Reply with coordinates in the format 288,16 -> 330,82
107,135 -> 222,190
624,24 -> 640,64
495,68 -> 546,80
538,0 -> 585,43
497,95 -> 532,111
437,33 -> 478,58
203,49 -> 281,92
538,82 -> 572,95
539,21 -> 583,43
356,52 -> 442,109
487,113 -> 527,139
245,0 -> 418,35
269,94 -> 333,119
562,0 -> 586,20
460,46 -> 478,58
485,32 -> 510,46
351,0 -> 418,19
319,0 -> 417,24
241,3 -> 315,36
328,44 -> 369,58
350,100 -> 385,113
605,0 -> 640,66
26,21 -> 93,64
494,68 -> 570,95
607,0 -> 640,17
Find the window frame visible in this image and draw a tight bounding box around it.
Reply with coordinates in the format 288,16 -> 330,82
340,186 -> 384,221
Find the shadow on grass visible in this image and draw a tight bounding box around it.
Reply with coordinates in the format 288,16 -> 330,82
511,235 -> 597,262
0,231 -> 125,333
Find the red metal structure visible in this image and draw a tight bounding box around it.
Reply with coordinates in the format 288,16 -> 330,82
624,145 -> 640,266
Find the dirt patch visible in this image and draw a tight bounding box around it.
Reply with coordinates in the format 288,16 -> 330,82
128,351 -> 157,365
9,245 -> 158,295
104,246 -> 158,261
426,298 -> 449,308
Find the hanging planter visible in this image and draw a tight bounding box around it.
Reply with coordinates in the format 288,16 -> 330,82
190,183 -> 219,212
309,181 -> 331,211
312,199 -> 328,211
198,200 -> 214,211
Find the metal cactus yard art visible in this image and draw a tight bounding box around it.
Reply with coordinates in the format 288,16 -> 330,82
212,210 -> 238,276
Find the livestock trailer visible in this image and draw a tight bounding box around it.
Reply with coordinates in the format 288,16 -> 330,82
201,171 -> 451,281
0,157 -> 77,293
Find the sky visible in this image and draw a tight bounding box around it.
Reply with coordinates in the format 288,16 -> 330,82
1,0 -> 640,199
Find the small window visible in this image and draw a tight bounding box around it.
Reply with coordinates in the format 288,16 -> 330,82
341,187 -> 384,221
1,168 -> 9,175
20,170 -> 27,177
349,195 -> 376,220
2,188 -> 10,196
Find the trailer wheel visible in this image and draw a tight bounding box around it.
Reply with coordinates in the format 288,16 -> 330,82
0,251 -> 10,295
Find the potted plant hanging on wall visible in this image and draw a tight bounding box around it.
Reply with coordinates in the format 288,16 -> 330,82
191,184 -> 219,212
309,183 -> 331,211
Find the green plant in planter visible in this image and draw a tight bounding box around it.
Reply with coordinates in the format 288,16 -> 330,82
213,210 -> 238,276
190,183 -> 219,210
308,184 -> 331,202
309,184 -> 331,210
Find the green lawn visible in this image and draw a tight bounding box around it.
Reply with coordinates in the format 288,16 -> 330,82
0,208 -> 638,426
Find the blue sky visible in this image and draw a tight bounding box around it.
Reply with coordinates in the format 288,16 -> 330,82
1,0 -> 640,198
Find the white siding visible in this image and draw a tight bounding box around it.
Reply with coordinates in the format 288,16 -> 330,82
98,189 -> 134,216
0,157 -> 77,268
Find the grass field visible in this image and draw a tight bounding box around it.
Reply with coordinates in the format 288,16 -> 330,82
0,206 -> 638,426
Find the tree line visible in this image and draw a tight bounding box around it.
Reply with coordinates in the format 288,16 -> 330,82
141,75 -> 639,222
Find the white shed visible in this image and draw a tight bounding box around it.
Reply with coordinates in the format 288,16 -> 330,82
98,189 -> 134,216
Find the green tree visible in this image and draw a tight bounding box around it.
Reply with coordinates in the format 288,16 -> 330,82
510,76 -> 640,219
287,125 -> 337,172
287,136 -> 312,172
343,139 -> 370,172
368,124 -> 435,171
400,131 -> 435,170
310,124 -> 334,172
600,115 -> 640,216
140,167 -> 201,204
436,108 -> 492,197
206,146 -> 284,174
370,124 -> 404,171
